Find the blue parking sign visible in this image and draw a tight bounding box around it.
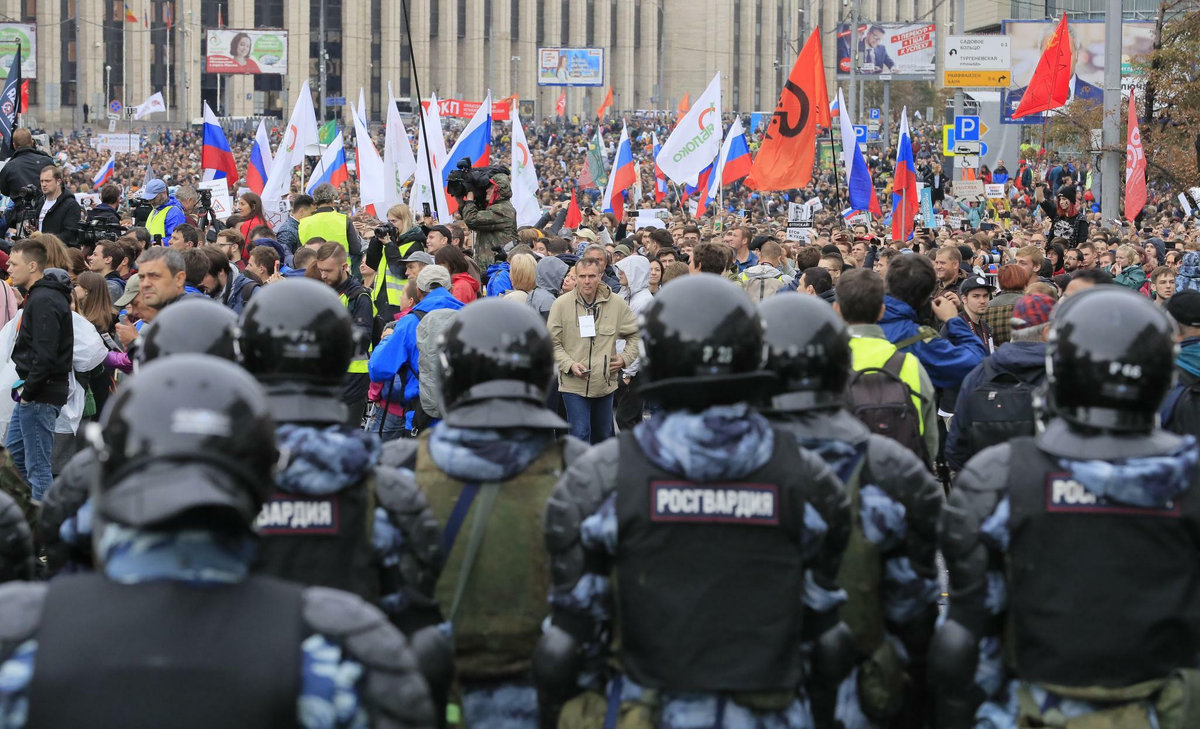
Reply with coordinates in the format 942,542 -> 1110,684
853,125 -> 868,143
954,116 -> 980,142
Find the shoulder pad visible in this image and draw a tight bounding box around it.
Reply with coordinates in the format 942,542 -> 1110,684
0,582 -> 46,653
371,464 -> 424,513
864,434 -> 943,504
380,438 -> 419,470
561,435 -> 589,467
302,586 -> 436,727
0,494 -> 33,580
39,448 -> 97,534
545,438 -> 620,557
955,443 -> 1013,498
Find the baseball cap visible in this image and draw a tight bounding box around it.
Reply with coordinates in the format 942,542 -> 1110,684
614,244 -> 631,257
114,274 -> 140,308
416,264 -> 452,293
402,250 -> 434,265
959,275 -> 992,298
139,179 -> 167,200
574,228 -> 598,242
428,225 -> 453,240
1168,290 -> 1200,327
1011,293 -> 1055,331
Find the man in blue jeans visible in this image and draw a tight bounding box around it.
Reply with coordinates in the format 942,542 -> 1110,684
6,239 -> 73,502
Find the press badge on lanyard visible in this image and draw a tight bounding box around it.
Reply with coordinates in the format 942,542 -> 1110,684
578,314 -> 596,338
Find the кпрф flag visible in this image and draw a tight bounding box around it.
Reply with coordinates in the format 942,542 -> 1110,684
656,73 -> 721,185
836,88 -> 881,217
1012,13 -> 1072,120
201,102 -> 239,188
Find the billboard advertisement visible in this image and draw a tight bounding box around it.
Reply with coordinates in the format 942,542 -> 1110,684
537,48 -> 604,87
1001,19 -> 1154,124
0,24 -> 36,79
837,23 -> 936,77
205,29 -> 288,75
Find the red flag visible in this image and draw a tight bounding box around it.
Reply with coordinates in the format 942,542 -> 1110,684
556,90 -> 566,117
596,87 -> 613,120
1013,14 -> 1073,119
745,29 -> 829,192
677,92 -> 690,114
19,81 -> 27,114
1125,93 -> 1146,222
564,189 -> 583,229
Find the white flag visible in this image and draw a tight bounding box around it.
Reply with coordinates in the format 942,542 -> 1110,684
350,101 -> 386,215
410,94 -> 452,224
382,83 -> 417,213
133,92 -> 166,120
357,88 -> 368,126
262,80 -> 319,225
510,99 -> 541,227
655,73 -> 722,184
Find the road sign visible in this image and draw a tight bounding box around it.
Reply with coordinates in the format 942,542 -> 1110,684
943,70 -> 1011,88
326,96 -> 346,106
853,125 -> 868,144
124,108 -> 136,119
955,116 -> 980,142
869,108 -> 880,120
954,140 -> 980,155
108,100 -> 122,116
945,36 -> 1011,71
943,126 -> 989,158
958,156 -> 981,173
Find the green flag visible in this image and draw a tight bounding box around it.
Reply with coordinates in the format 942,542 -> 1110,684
317,120 -> 338,146
581,129 -> 608,190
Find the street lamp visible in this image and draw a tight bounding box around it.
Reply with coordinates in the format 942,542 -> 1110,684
105,65 -> 112,108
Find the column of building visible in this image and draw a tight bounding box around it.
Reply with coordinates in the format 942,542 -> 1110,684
224,1 -> 254,116
514,0 -> 537,112
380,0 -> 404,109
33,0 -> 60,125
612,0 -> 635,112
175,0 -> 202,124
539,0 -> 561,116
343,0 -> 371,122
76,3 -> 105,127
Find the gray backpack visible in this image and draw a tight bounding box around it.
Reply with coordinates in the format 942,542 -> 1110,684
415,309 -> 459,419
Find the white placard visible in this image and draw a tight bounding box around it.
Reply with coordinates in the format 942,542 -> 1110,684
985,184 -> 1006,199
786,227 -> 812,241
956,180 -> 985,199
947,215 -> 965,229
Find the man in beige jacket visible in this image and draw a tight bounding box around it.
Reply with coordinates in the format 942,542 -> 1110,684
547,257 -> 641,444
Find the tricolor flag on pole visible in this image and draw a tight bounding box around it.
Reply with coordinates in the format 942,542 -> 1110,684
411,93 -> 452,224
656,73 -> 722,185
306,129 -> 349,194
92,154 -> 115,188
601,121 -> 635,223
714,117 -> 752,187
510,100 -> 542,226
652,132 -> 668,203
349,101 -> 386,217
891,107 -> 918,241
836,88 -> 881,217
201,102 -> 239,188
383,83 -> 417,212
245,119 -> 273,195
689,157 -> 718,217
439,90 -> 492,216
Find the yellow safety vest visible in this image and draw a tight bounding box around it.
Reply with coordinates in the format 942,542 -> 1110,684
146,206 -> 171,239
373,240 -> 418,309
299,210 -> 350,251
339,290 -> 373,373
848,335 -> 926,435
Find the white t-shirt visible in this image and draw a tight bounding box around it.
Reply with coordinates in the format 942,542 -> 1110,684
38,197 -> 55,231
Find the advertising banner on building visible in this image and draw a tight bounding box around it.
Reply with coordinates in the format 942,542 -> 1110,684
1001,19 -> 1154,124
537,48 -> 605,87
836,23 -> 936,77
205,29 -> 288,75
0,24 -> 36,79
420,97 -> 516,121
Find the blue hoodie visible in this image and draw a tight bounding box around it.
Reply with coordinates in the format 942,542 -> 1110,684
367,287 -> 465,429
945,341 -> 1047,472
880,295 -> 987,390
486,262 -> 512,297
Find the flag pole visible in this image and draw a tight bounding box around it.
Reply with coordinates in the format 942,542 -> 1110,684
829,127 -> 842,208
399,0 -> 440,219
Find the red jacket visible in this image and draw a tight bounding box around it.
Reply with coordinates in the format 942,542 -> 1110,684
450,272 -> 480,304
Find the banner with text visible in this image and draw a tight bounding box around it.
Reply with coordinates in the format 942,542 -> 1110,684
205,29 -> 288,75
836,22 -> 936,77
420,97 -> 515,122
537,48 -> 605,87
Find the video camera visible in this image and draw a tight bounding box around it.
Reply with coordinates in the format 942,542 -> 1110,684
446,157 -> 508,209
130,199 -> 153,228
78,220 -> 128,247
12,184 -> 41,226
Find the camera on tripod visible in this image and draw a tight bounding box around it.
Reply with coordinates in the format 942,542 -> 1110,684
12,184 -> 41,226
78,220 -> 127,247
446,157 -> 507,208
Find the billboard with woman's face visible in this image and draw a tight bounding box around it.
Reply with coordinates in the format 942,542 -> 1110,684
206,29 -> 287,75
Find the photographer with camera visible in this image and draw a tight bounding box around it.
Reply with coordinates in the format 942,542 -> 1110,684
36,165 -> 82,246
0,129 -> 53,199
365,203 -> 424,328
449,157 -> 518,269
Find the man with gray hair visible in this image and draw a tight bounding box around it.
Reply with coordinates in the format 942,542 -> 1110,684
298,182 -> 362,261
944,292 -> 1055,472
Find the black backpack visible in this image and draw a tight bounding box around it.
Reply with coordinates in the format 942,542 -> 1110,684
965,362 -> 1040,459
847,351 -> 931,468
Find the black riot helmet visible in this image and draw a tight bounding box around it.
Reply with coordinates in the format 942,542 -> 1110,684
437,298 -> 567,430
88,354 -> 277,529
759,294 -> 852,412
1048,286 -> 1176,433
238,278 -> 355,424
136,298 -> 241,366
638,274 -> 776,410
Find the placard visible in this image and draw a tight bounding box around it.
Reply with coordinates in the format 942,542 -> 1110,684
198,179 -> 234,221
955,180 -> 985,199
985,183 -> 1006,199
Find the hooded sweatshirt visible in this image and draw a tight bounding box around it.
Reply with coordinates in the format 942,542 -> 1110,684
13,268 -> 73,406
450,272 -> 480,304
613,255 -> 653,378
528,256 -> 569,320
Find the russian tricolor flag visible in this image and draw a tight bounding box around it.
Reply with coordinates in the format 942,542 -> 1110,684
830,95 -> 840,118
686,157 -> 717,217
719,119 -> 752,185
305,130 -> 350,194
201,102 -> 239,188
891,107 -> 919,241
246,119 -> 273,195
836,88 -> 881,217
441,92 -> 493,190
652,132 -> 668,203
601,121 -> 636,223
92,154 -> 115,189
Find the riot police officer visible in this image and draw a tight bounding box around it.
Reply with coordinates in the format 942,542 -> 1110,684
239,279 -> 444,633
38,298 -> 243,576
0,489 -> 33,583
381,298 -> 585,728
0,355 -> 436,728
931,286 -> 1200,728
536,274 -> 852,729
760,294 -> 944,727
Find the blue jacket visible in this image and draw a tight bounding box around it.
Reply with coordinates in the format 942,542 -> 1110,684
945,341 -> 1046,471
156,197 -> 187,239
367,287 -> 465,428
880,295 -> 987,391
486,263 -> 512,297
